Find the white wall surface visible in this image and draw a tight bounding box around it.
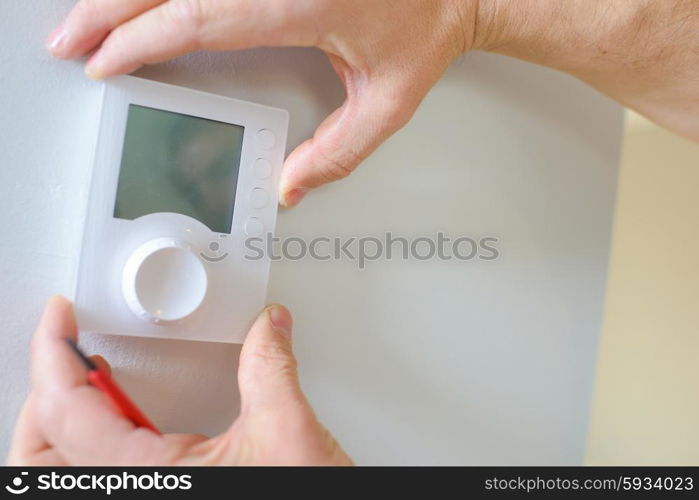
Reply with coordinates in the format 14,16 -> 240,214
0,1 -> 623,464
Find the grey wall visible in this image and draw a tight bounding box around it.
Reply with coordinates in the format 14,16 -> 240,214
0,1 -> 623,464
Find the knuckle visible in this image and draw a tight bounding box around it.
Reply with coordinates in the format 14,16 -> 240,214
167,0 -> 207,29
106,23 -> 127,47
316,142 -> 360,183
257,343 -> 296,368
72,0 -> 114,31
101,21 -> 132,55
246,341 -> 297,374
164,0 -> 208,50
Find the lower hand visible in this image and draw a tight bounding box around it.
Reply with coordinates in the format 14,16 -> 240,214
7,297 -> 352,466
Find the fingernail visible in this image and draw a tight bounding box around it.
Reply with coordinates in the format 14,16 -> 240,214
85,51 -> 105,80
46,24 -> 67,54
281,187 -> 308,208
268,305 -> 292,340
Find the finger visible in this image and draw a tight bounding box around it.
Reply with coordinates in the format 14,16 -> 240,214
29,297 -> 112,397
6,394 -> 51,465
9,295 -> 82,465
30,296 -> 86,391
83,0 -> 317,79
279,73 -> 417,207
238,305 -> 308,416
47,0 -> 167,59
8,399 -> 66,465
89,354 -> 112,376
35,385 -> 171,465
30,297 -> 168,464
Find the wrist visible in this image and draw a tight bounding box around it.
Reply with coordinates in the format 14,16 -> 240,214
471,0 -> 648,75
470,0 -> 699,141
444,0 -> 480,54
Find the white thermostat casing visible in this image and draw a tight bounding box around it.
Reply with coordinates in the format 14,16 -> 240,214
74,76 -> 289,343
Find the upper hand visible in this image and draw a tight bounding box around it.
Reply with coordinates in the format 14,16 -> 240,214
7,297 -> 352,465
46,0 -> 476,207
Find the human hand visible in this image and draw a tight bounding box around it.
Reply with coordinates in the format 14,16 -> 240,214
45,0 -> 478,207
46,0 -> 699,209
7,297 -> 352,465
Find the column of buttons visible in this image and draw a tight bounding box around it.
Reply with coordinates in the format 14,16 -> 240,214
245,129 -> 276,236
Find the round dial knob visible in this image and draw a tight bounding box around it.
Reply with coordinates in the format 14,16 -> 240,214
122,238 -> 208,324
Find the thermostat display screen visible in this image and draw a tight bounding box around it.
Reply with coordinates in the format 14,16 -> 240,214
114,105 -> 244,233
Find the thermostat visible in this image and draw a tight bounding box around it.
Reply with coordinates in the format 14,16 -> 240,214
74,76 -> 289,343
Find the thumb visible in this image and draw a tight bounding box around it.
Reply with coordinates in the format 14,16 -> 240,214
279,73 -> 417,207
237,305 -> 306,415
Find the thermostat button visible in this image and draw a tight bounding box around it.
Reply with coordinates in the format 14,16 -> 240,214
253,158 -> 272,179
245,217 -> 265,237
256,129 -> 276,150
122,238 -> 208,324
250,187 -> 270,209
